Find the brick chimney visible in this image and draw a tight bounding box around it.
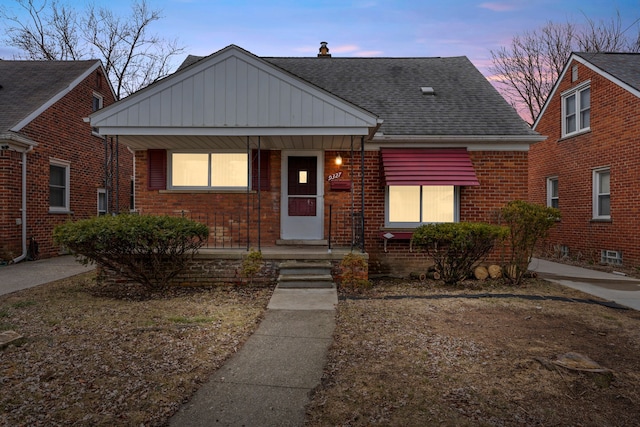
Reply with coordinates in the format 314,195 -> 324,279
317,41 -> 331,58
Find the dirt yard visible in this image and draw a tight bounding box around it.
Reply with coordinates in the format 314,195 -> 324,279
0,272 -> 273,426
2,272 -> 640,426
305,279 -> 640,426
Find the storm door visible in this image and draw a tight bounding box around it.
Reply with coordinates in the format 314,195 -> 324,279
281,152 -> 324,239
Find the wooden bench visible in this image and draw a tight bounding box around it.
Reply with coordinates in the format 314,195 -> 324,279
380,230 -> 414,253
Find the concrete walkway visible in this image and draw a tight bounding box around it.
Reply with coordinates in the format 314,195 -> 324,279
529,258 -> 640,310
0,256 -> 94,296
169,286 -> 338,427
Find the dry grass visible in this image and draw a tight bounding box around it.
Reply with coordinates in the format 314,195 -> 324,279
305,279 -> 640,426
3,271 -> 640,426
0,272 -> 273,426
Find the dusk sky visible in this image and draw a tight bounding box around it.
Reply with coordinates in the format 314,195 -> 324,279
1,0 -> 639,77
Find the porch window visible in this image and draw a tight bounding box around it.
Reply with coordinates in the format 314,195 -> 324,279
386,185 -> 458,227
170,152 -> 248,189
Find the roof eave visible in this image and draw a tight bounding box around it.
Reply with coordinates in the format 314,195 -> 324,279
368,134 -> 546,151
0,131 -> 38,151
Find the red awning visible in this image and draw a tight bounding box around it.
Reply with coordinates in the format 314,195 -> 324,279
380,148 -> 480,186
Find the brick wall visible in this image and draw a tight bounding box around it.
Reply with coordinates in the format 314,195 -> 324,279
132,146 -> 529,277
0,150 -> 24,259
0,68 -> 134,261
360,149 -> 528,276
531,59 -> 640,266
135,149 -> 282,248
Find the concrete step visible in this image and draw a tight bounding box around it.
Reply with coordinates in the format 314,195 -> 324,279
276,239 -> 328,246
279,261 -> 332,276
277,260 -> 334,288
277,273 -> 334,289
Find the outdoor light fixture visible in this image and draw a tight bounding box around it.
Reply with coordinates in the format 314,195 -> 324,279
335,153 -> 343,166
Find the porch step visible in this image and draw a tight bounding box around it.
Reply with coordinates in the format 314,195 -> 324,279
276,239 -> 328,246
277,261 -> 334,288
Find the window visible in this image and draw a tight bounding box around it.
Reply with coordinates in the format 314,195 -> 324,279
386,185 -> 458,227
562,83 -> 590,137
92,92 -> 103,136
92,93 -> 103,112
601,250 -> 622,265
98,189 -> 107,215
130,178 -> 135,211
169,152 -> 248,189
547,177 -> 559,208
593,168 -> 610,219
49,160 -> 70,212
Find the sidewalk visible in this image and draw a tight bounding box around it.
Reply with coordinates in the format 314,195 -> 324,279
169,286 -> 338,427
528,258 -> 640,311
0,256 -> 94,296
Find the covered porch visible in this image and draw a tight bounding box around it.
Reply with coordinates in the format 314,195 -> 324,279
89,45 -> 381,255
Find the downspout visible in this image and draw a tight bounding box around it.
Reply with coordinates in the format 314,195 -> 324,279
361,136 -> 365,253
12,145 -> 34,264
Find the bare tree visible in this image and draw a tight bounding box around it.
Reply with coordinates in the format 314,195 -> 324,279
1,0 -> 184,98
490,13 -> 640,124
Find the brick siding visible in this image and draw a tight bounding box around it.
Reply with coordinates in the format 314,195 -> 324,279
134,146 -> 529,277
530,59 -> 640,266
0,69 -> 134,261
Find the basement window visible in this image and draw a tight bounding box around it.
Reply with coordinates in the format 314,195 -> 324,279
601,250 -> 622,266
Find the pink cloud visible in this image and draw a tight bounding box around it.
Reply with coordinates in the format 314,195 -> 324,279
479,2 -> 518,12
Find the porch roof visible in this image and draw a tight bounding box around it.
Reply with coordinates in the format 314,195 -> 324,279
90,45 -> 380,150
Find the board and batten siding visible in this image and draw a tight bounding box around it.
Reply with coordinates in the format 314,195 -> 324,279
98,53 -> 374,130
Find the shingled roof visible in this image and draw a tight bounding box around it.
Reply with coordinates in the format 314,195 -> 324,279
0,60 -> 100,133
178,50 -> 537,138
574,52 -> 640,92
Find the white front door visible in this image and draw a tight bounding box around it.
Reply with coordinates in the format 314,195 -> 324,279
281,151 -> 324,240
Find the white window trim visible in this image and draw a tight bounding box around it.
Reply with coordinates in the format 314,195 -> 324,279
49,159 -> 70,213
384,186 -> 460,228
592,167 -> 610,220
561,81 -> 590,138
97,188 -> 107,215
168,150 -> 249,190
546,176 -> 559,208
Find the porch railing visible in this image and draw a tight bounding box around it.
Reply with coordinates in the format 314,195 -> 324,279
327,205 -> 364,252
171,210 -> 249,249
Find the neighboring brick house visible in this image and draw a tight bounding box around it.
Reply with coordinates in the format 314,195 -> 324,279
0,60 -> 134,262
90,43 -> 541,277
530,52 -> 640,268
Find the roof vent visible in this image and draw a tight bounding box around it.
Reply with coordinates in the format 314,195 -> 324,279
318,41 -> 331,58
421,87 -> 435,95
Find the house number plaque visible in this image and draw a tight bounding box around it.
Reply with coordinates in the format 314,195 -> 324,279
327,171 -> 342,181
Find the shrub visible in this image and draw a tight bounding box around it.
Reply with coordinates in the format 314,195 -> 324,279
241,248 -> 263,285
500,200 -> 561,285
411,222 -> 508,285
339,252 -> 370,292
53,214 -> 209,290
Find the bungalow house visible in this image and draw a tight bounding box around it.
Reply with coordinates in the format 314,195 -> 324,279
89,43 -> 541,280
0,60 -> 133,262
530,52 -> 640,268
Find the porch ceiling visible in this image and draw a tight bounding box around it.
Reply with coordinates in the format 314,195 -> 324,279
117,134 -> 363,151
